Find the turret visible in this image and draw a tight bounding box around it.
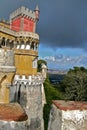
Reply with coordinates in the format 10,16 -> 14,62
41,63 -> 47,79
34,5 -> 40,21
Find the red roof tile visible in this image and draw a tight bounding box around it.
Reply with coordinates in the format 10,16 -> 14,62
0,103 -> 28,121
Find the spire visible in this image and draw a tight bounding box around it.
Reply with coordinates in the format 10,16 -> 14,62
35,5 -> 40,12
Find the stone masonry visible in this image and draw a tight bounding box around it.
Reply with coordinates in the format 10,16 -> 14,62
0,103 -> 28,130
10,75 -> 45,130
48,100 -> 87,130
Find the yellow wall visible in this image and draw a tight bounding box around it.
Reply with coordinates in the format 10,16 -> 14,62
0,72 -> 15,103
15,54 -> 37,76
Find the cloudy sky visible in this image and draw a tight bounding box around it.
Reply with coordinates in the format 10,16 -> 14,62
0,0 -> 87,70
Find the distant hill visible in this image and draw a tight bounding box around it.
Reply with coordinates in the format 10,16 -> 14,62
48,69 -> 68,74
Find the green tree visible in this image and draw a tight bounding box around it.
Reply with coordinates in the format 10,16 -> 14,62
37,59 -> 47,72
61,67 -> 87,101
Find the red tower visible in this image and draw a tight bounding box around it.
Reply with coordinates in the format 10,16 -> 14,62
10,6 -> 39,32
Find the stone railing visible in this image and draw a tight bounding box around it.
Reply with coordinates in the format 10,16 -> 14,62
0,25 -> 39,40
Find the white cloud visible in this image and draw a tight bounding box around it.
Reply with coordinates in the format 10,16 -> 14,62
41,55 -> 87,69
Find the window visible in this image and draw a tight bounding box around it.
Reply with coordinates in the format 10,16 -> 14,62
33,58 -> 37,68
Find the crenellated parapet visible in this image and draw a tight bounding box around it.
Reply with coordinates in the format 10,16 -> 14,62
13,74 -> 44,85
10,6 -> 36,21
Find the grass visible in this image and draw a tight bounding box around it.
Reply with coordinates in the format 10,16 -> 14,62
43,76 -> 64,130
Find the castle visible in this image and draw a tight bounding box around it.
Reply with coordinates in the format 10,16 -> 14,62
0,6 -> 46,130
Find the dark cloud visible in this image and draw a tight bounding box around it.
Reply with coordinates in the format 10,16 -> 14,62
37,0 -> 87,50
0,0 -> 87,50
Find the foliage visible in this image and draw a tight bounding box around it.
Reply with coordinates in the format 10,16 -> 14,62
37,59 -> 47,72
43,75 -> 64,130
61,66 -> 87,101
43,66 -> 87,129
44,76 -> 63,103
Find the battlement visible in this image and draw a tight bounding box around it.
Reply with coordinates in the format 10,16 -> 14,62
13,74 -> 44,85
10,6 -> 36,20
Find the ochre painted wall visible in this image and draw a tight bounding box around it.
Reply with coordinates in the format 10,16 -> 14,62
0,72 -> 15,103
15,54 -> 37,76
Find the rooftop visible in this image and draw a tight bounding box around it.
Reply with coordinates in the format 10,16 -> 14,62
0,103 -> 28,121
52,100 -> 87,111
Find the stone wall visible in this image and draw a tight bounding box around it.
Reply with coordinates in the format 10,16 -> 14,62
10,75 -> 45,130
0,103 -> 28,130
48,100 -> 87,130
0,121 -> 27,130
0,49 -> 14,66
25,83 -> 44,130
